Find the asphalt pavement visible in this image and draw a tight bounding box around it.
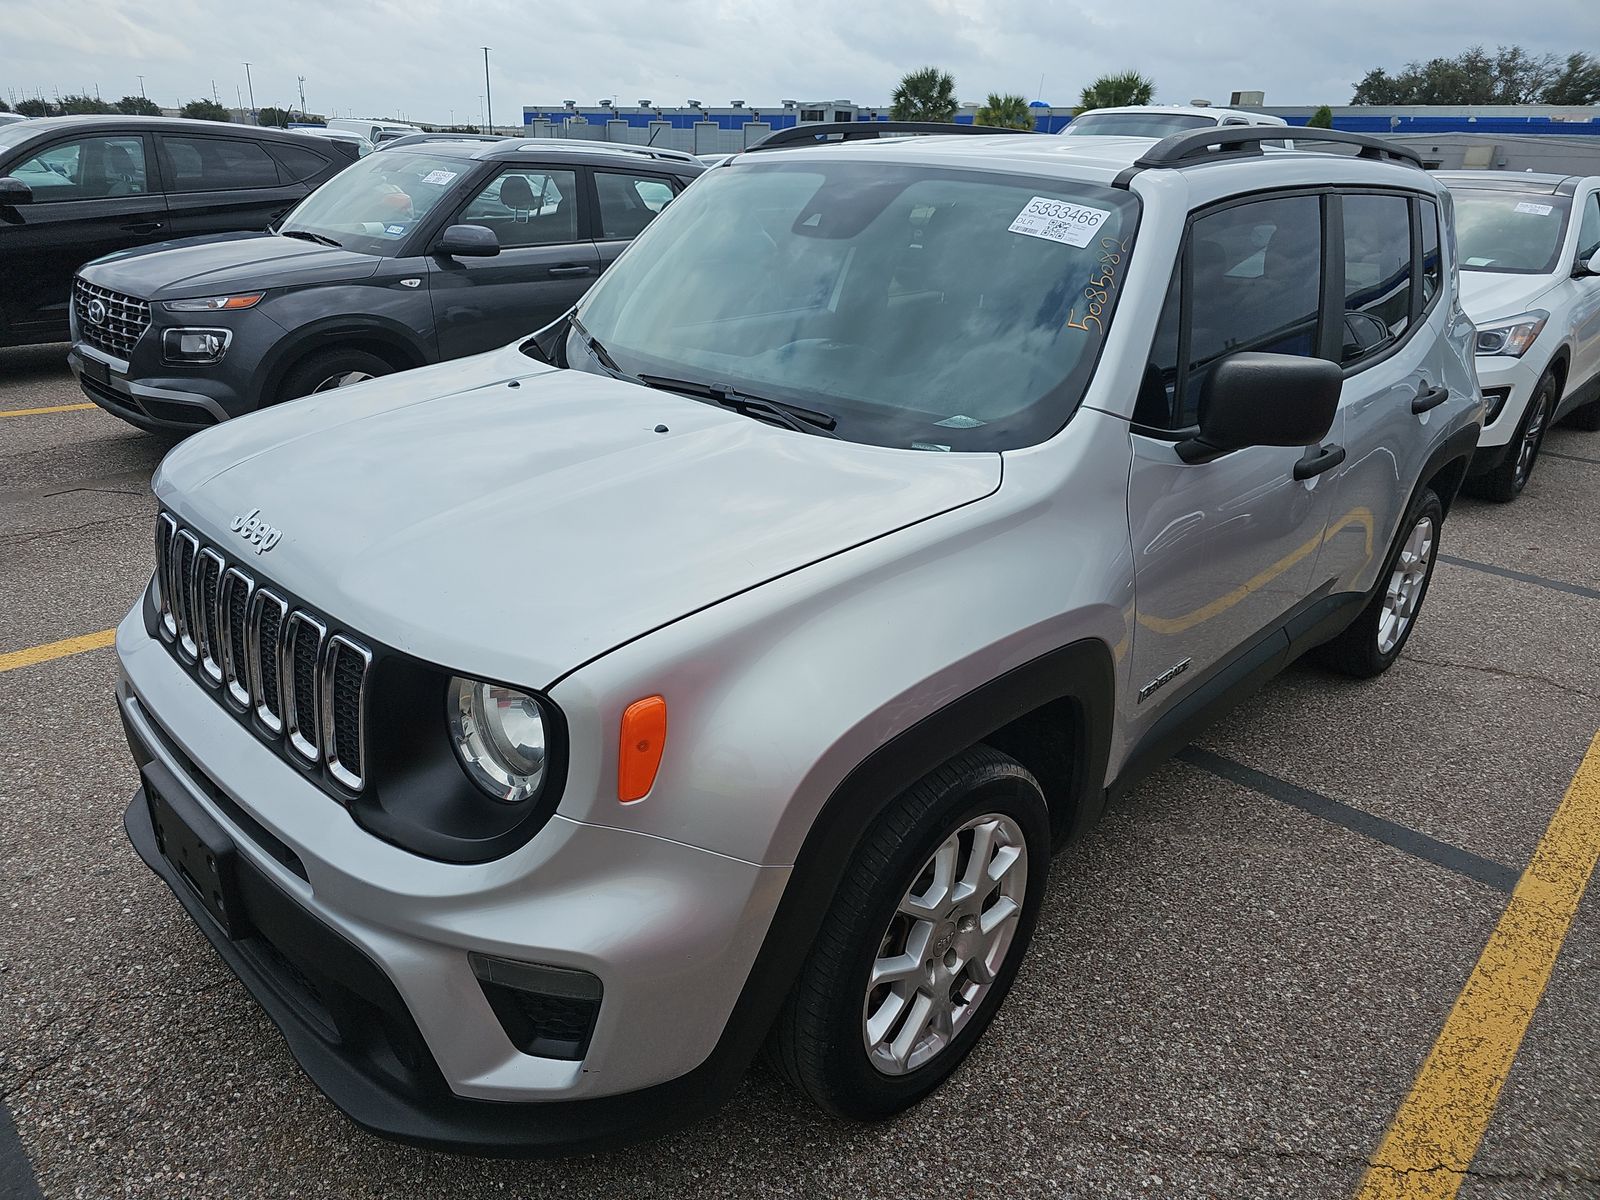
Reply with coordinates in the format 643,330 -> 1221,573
1,344 -> 1597,1199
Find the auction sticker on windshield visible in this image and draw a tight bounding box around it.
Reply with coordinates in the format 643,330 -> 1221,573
1009,198 -> 1111,248
421,169 -> 458,186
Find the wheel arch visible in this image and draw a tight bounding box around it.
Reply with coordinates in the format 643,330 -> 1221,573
261,318 -> 432,406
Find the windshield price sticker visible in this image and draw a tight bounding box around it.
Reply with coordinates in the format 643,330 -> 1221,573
421,169 -> 459,186
1009,198 -> 1112,248
1513,201 -> 1554,216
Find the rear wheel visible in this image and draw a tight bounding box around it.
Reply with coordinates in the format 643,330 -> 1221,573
767,745 -> 1050,1120
1466,370 -> 1557,502
1315,488 -> 1442,678
275,348 -> 395,405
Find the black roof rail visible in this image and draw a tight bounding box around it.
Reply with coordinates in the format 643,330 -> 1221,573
747,121 -> 1043,152
1133,126 -> 1424,170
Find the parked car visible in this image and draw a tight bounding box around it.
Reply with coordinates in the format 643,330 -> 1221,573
1060,104 -> 1289,138
116,123 -> 1478,1152
375,133 -> 509,151
288,126 -> 374,157
68,140 -> 702,431
0,112 -> 30,127
0,116 -> 353,348
327,118 -> 419,144
1436,171 -> 1600,500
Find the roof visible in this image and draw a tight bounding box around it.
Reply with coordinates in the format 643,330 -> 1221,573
1433,170 -> 1581,194
0,114 -> 334,144
1073,105 -> 1288,126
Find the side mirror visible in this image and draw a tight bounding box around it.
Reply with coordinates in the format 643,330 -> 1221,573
1575,248 -> 1600,278
0,177 -> 33,205
432,223 -> 499,258
1177,352 -> 1342,464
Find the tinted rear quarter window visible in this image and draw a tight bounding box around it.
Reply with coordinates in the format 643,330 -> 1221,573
267,142 -> 332,184
162,137 -> 281,192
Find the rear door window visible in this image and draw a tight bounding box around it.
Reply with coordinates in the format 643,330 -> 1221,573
267,142 -> 332,184
160,136 -> 282,192
10,136 -> 149,199
1341,193 -> 1413,364
594,170 -> 680,239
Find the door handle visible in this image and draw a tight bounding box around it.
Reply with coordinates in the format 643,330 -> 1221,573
1293,442 -> 1346,481
547,265 -> 594,277
1411,385 -> 1449,414
121,220 -> 163,234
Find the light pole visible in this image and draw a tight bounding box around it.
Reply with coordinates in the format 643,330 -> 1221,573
243,62 -> 255,115
482,47 -> 493,133
137,74 -> 146,99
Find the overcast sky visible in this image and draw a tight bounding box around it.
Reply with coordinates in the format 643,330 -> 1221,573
3,0 -> 1597,121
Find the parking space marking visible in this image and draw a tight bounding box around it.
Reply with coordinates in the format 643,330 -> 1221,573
0,402 -> 95,418
1355,730 -> 1600,1199
1541,449 -> 1600,466
0,629 -> 116,673
1438,555 -> 1600,603
0,1099 -> 42,1200
1180,748 -> 1518,893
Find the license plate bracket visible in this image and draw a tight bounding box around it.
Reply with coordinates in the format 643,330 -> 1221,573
81,356 -> 110,387
142,763 -> 249,940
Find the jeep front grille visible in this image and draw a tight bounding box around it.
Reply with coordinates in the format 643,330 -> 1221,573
153,514 -> 373,793
74,278 -> 151,360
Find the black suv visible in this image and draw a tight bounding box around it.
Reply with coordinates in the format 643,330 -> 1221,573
67,140 -> 703,432
0,116 -> 353,348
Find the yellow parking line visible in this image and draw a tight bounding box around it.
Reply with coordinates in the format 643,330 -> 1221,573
0,402 -> 96,418
1354,729 -> 1600,1199
0,629 -> 117,673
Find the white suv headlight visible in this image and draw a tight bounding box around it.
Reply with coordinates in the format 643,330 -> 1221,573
447,676 -> 549,804
1474,310 -> 1548,358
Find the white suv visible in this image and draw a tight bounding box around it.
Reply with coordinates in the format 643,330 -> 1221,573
1440,171 -> 1600,500
1060,105 -> 1289,139
116,125 -> 1479,1153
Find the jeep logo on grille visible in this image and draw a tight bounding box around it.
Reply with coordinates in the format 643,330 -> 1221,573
85,298 -> 107,325
230,508 -> 283,554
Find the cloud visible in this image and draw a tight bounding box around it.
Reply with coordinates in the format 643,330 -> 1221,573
1,0 -> 1594,116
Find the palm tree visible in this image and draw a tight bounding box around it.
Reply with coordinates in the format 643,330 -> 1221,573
1077,71 -> 1156,113
974,93 -> 1035,130
891,67 -> 959,122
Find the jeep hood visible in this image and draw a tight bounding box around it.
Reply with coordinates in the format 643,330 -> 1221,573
1457,270 -> 1559,323
80,232 -> 380,300
153,345 -> 1001,686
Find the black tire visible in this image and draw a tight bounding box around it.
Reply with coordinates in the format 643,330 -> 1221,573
1465,370 -> 1557,502
275,347 -> 395,406
1567,395 -> 1600,432
1314,488 -> 1443,678
767,745 -> 1050,1120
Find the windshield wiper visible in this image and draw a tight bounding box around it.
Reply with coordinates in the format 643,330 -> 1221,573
279,228 -> 343,248
637,374 -> 839,437
568,315 -> 626,376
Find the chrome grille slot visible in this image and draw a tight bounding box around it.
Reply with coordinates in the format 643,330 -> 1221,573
219,567 -> 255,710
154,514 -> 178,640
150,513 -> 375,794
321,636 -> 372,792
173,530 -> 200,661
250,589 -> 289,735
74,278 -> 151,360
195,548 -> 225,685
283,612 -> 327,765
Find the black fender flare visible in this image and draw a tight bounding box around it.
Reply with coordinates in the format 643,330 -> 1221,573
259,316 -> 433,404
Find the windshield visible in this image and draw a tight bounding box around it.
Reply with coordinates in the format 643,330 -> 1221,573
568,160 -> 1140,451
278,151 -> 471,254
1063,112 -> 1216,137
1451,190 -> 1573,275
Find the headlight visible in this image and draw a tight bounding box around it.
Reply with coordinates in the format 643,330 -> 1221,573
1474,311 -> 1548,358
447,676 -> 548,803
163,292 -> 264,312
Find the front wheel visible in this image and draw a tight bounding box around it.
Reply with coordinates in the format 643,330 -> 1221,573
275,348 -> 395,406
1315,488 -> 1443,678
1466,370 -> 1557,502
767,745 -> 1050,1120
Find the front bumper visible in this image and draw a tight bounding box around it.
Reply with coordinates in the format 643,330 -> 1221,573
69,344 -> 230,433
1466,351 -> 1543,475
116,611 -> 790,1152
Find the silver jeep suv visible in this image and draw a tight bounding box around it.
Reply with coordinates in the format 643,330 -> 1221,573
116,124 -> 1480,1153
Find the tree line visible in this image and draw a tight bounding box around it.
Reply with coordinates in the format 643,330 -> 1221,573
0,95 -> 325,124
1353,46 -> 1600,106
890,66 -> 1156,128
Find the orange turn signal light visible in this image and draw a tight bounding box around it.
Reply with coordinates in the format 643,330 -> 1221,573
618,695 -> 667,803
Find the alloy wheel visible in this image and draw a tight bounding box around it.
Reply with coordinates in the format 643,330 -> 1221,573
1377,515 -> 1435,655
1514,383 -> 1554,490
862,813 -> 1028,1076
311,370 -> 374,393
